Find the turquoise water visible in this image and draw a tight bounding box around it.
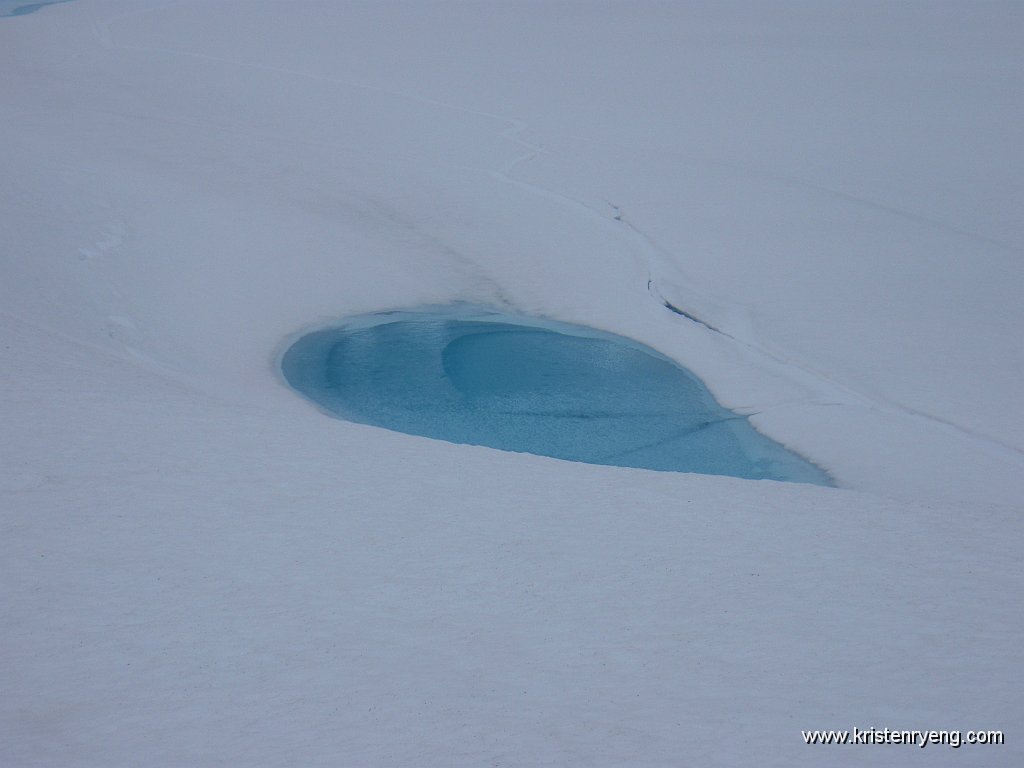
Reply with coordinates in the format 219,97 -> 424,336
281,309 -> 830,484
0,0 -> 72,17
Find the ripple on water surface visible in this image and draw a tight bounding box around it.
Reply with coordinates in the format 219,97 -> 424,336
281,308 -> 830,484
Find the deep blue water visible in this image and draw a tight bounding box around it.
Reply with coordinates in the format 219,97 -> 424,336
281,309 -> 830,484
0,0 -> 72,17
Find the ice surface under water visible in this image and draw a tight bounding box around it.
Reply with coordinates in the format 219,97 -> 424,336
0,0 -> 73,17
281,309 -> 830,484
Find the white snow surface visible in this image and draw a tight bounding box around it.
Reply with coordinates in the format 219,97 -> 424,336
2,1 -> 1022,765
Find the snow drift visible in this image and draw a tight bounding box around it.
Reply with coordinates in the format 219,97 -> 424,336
2,2 -> 1022,765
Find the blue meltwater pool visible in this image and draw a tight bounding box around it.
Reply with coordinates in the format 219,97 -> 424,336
0,1 -> 73,17
281,308 -> 830,484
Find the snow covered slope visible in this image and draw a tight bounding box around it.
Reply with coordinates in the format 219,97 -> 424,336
2,2 -> 1022,765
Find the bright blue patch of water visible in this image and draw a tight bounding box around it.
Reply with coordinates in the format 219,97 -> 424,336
281,308 -> 830,484
0,0 -> 73,17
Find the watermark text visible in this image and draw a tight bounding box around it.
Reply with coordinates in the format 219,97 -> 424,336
802,727 -> 1004,749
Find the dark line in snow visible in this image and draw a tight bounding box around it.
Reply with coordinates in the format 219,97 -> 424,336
659,299 -> 723,334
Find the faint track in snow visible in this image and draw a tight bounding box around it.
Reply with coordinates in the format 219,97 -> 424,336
766,172 -> 1023,257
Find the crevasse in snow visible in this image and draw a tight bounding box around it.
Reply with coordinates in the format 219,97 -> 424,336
282,308 -> 831,484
